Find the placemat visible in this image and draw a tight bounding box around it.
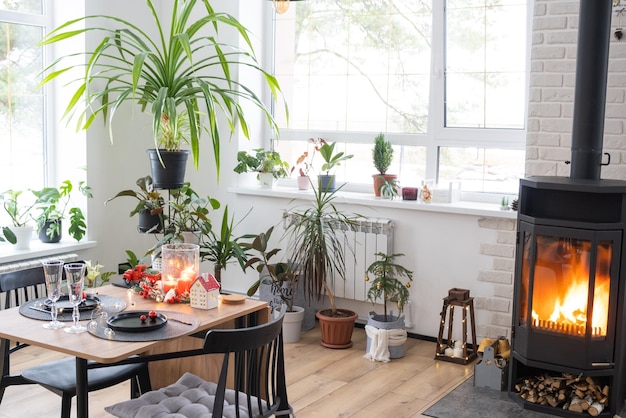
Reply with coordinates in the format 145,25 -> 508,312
88,310 -> 200,342
19,294 -> 126,322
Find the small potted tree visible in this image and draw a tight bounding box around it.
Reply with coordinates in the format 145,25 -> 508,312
318,141 -> 353,192
234,148 -> 290,189
105,176 -> 165,233
32,180 -> 93,243
365,252 -> 413,359
372,133 -> 398,197
244,226 -> 305,343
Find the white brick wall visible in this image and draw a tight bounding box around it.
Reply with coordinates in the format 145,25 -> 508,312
476,217 -> 516,339
479,0 -> 626,340
527,0 -> 626,180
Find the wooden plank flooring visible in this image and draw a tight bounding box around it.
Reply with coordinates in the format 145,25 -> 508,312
0,325 -> 473,417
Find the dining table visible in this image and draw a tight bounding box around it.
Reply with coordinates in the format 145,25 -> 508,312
0,283 -> 269,418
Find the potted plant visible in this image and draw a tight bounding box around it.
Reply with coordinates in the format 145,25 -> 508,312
32,180 -> 93,243
166,183 -> 220,244
38,0 -> 286,186
284,183 -> 359,348
318,140 -> 353,192
234,148 -> 290,189
372,133 -> 398,197
105,176 -> 165,233
290,137 -> 323,191
378,178 -> 400,200
200,205 -> 253,285
0,189 -> 37,249
365,252 -> 413,359
244,226 -> 304,343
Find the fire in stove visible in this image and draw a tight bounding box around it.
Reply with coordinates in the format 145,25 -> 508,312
526,237 -> 611,338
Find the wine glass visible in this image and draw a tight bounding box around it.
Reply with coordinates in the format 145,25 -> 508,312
64,263 -> 88,334
42,260 -> 65,329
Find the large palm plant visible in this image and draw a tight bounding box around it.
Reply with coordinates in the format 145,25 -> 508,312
38,0 -> 285,175
284,183 -> 357,315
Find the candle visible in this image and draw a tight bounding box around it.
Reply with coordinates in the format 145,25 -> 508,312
176,278 -> 192,295
127,289 -> 135,306
444,347 -> 453,357
163,279 -> 177,294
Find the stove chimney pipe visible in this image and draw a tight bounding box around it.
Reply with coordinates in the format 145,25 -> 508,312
570,0 -> 612,180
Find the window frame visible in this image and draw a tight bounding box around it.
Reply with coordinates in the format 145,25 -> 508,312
265,0 -> 533,199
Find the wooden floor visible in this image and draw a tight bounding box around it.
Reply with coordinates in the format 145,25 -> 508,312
0,325 -> 473,418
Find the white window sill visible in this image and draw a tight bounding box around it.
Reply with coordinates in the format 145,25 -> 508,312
229,186 -> 518,219
0,240 -> 97,265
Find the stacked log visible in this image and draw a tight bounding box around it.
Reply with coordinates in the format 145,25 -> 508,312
513,373 -> 609,416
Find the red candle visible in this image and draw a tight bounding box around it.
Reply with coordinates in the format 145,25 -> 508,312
163,279 -> 177,294
176,278 -> 192,295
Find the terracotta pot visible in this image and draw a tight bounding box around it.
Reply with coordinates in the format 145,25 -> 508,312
372,174 -> 398,197
316,308 -> 358,349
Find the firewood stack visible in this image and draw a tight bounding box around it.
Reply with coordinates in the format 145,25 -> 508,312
513,373 -> 609,416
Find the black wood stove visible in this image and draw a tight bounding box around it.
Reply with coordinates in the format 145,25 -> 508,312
508,0 -> 626,416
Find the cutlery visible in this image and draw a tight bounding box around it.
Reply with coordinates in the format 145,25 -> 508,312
30,305 -> 65,317
29,306 -> 51,314
168,317 -> 193,325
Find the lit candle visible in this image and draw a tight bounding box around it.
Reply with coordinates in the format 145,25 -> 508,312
163,278 -> 177,294
176,278 -> 192,295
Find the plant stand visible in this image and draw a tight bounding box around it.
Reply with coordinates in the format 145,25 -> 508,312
365,312 -> 407,359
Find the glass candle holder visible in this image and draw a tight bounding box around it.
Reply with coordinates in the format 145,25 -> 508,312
161,243 -> 199,295
402,187 -> 418,201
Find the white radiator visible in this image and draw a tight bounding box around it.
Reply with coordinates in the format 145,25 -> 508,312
283,213 -> 394,302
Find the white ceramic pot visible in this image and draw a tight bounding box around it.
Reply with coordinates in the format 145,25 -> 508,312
180,230 -> 200,245
10,225 -> 34,250
297,175 -> 310,190
258,172 -> 276,189
281,306 -> 305,343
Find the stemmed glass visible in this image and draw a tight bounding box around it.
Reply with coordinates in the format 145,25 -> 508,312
42,260 -> 65,330
64,263 -> 88,334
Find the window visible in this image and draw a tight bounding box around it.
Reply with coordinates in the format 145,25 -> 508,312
271,0 -> 529,196
0,0 -> 47,196
0,1 -> 86,232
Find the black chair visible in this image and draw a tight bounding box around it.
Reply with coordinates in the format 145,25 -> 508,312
105,308 -> 294,418
0,264 -> 152,418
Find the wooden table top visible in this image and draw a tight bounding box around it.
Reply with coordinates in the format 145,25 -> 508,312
0,285 -> 268,363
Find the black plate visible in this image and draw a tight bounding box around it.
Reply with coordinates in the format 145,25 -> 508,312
106,311 -> 168,333
44,294 -> 100,311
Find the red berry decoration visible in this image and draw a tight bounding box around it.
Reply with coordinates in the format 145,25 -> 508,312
139,315 -> 147,323
148,310 -> 157,318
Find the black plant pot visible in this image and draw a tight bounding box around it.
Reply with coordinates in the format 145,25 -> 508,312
147,149 -> 190,190
138,209 -> 163,233
39,219 -> 62,243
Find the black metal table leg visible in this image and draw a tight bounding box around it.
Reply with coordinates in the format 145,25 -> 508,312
75,357 -> 88,418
